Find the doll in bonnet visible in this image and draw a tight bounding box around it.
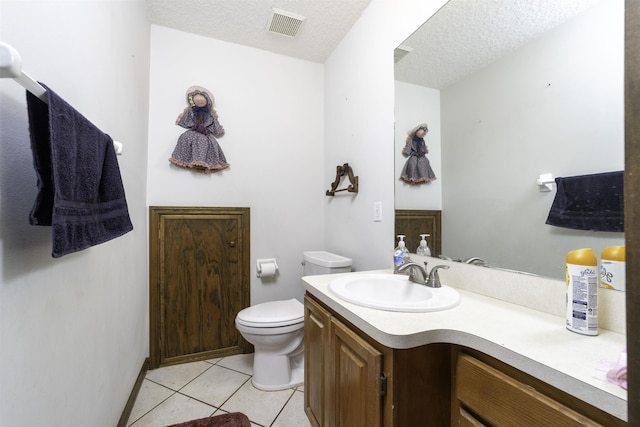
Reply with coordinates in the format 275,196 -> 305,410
400,123 -> 436,184
169,86 -> 229,173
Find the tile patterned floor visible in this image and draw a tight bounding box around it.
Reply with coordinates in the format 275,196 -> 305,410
126,353 -> 311,427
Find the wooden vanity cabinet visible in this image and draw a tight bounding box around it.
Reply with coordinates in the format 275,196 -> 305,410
304,294 -> 451,427
452,349 -> 627,427
304,293 -> 626,427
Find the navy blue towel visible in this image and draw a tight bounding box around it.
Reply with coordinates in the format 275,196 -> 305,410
26,83 -> 133,258
545,171 -> 624,232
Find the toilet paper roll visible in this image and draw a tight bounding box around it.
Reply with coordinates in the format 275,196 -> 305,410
259,262 -> 277,278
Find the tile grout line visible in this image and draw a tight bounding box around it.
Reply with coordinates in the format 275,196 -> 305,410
128,361 -> 219,426
268,388 -> 298,427
127,380 -> 180,426
129,356 -> 303,427
173,372 -> 252,417
163,358 -> 256,424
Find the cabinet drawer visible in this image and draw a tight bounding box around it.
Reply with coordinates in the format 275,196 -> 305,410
456,354 -> 601,426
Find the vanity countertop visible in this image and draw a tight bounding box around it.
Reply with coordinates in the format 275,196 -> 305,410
302,269 -> 628,422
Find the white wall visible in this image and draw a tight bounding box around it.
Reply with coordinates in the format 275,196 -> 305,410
147,26 -> 325,304
394,81 -> 442,210
440,0 -> 624,278
3,0 -> 615,424
323,0 -> 448,270
0,1 -> 150,426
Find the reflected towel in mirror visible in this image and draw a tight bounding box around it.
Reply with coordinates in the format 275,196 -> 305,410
545,171 -> 624,232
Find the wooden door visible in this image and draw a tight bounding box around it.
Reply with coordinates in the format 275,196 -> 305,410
149,207 -> 251,368
331,317 -> 383,427
304,295 -> 332,427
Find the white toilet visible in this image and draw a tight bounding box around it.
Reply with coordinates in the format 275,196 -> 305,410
235,251 -> 352,390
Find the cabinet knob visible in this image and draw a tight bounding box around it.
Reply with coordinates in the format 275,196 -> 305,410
229,241 -> 236,247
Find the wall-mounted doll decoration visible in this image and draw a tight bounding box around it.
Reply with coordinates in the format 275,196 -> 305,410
400,123 -> 436,185
169,86 -> 229,173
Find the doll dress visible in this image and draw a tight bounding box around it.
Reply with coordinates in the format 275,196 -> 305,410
170,112 -> 229,172
400,136 -> 436,184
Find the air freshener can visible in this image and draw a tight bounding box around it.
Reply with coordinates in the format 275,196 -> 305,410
600,246 -> 626,291
566,248 -> 598,336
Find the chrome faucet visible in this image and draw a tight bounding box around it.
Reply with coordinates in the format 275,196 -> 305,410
396,262 -> 450,288
439,255 -> 490,267
463,257 -> 490,267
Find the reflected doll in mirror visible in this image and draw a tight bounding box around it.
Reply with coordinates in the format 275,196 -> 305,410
400,123 -> 436,184
169,85 -> 229,173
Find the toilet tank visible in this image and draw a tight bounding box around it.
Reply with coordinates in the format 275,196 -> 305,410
303,251 -> 352,275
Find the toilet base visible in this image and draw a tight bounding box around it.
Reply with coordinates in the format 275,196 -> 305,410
251,350 -> 304,391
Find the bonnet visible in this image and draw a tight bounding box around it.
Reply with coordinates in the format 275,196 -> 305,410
406,123 -> 429,145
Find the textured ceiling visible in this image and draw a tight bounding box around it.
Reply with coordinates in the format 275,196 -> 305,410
146,0 -> 373,63
147,0 -> 604,88
395,0 -> 604,89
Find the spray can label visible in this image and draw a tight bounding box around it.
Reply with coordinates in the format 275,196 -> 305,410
600,260 -> 626,291
566,263 -> 598,335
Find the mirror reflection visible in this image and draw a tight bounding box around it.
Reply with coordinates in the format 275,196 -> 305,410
394,0 -> 624,279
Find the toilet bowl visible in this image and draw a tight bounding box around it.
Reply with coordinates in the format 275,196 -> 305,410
235,299 -> 305,390
235,251 -> 352,391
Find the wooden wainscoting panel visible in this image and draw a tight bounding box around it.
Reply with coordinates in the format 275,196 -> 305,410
149,207 -> 251,368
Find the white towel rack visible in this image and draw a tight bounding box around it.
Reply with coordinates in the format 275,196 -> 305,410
0,42 -> 123,155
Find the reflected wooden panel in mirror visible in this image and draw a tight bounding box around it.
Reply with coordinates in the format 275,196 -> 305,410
395,210 -> 441,257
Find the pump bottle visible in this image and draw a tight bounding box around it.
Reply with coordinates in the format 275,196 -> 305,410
393,235 -> 410,272
416,234 -> 431,256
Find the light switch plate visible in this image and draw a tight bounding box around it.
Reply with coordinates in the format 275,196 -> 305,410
373,202 -> 382,222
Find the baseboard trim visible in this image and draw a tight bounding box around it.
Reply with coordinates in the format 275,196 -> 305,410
117,357 -> 149,427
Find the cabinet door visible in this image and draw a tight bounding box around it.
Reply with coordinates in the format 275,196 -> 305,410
304,295 -> 332,427
331,317 -> 383,427
149,207 -> 251,368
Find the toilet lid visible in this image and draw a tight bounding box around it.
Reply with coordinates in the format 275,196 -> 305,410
236,298 -> 304,328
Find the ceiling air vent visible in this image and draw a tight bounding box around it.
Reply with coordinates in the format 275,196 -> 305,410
266,8 -> 306,38
394,45 -> 413,63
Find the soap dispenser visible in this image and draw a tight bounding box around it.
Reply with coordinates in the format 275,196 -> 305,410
393,235 -> 410,272
416,234 -> 431,256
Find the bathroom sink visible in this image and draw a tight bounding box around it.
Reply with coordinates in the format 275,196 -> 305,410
329,273 -> 460,313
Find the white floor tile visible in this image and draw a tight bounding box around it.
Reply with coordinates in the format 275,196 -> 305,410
129,393 -> 215,427
145,361 -> 212,391
180,365 -> 251,408
130,354 -> 313,427
272,390 -> 311,427
126,379 -> 174,426
220,381 -> 295,426
216,353 -> 254,375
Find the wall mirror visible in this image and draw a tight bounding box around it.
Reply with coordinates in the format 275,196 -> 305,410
394,0 -> 625,279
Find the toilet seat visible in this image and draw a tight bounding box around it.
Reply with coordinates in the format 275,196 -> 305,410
236,298 -> 304,328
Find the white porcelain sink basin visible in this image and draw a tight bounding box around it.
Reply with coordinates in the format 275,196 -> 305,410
329,273 -> 460,313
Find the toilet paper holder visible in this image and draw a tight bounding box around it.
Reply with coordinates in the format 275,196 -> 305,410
256,258 -> 279,278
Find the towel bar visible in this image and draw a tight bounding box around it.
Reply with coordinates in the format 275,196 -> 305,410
0,42 -> 123,155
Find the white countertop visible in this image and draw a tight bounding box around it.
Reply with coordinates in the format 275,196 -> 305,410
302,268 -> 628,422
